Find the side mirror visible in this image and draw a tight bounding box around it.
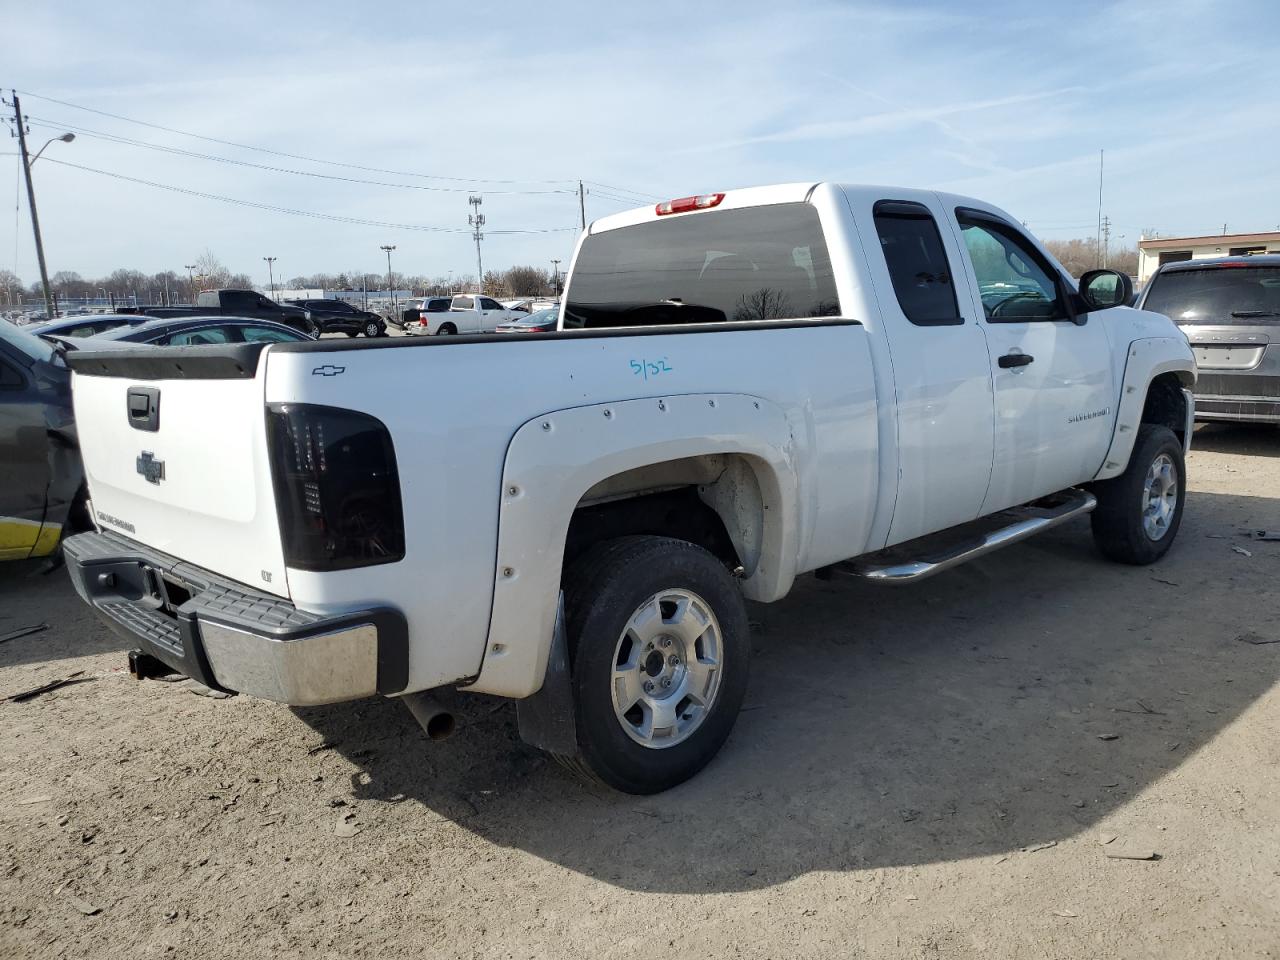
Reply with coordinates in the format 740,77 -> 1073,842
1079,269 -> 1133,311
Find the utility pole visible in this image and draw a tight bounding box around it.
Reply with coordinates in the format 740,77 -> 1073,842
1100,215 -> 1111,269
1095,148 -> 1104,269
380,245 -> 397,317
10,92 -> 54,319
263,256 -> 277,300
184,263 -> 197,303
468,196 -> 485,292
578,180 -> 586,230
551,259 -> 561,297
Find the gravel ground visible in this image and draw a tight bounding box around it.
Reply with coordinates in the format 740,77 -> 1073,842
1,424 -> 1278,959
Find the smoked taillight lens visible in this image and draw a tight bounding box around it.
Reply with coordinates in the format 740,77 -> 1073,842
266,403 -> 405,571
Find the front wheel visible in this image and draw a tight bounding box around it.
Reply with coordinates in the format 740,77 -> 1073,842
563,536 -> 750,794
1090,424 -> 1186,564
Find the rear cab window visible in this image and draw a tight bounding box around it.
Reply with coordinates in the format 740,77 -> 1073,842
452,296 -> 475,310
1142,265 -> 1280,322
873,200 -> 962,326
563,202 -> 840,329
425,299 -> 450,312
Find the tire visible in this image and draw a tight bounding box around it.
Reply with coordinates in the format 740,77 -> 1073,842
563,536 -> 750,794
306,321 -> 321,338
436,323 -> 456,336
345,331 -> 359,338
1090,424 -> 1186,564
364,320 -> 381,338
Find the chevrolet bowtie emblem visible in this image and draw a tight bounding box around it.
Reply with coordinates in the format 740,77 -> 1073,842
312,364 -> 346,376
136,451 -> 165,485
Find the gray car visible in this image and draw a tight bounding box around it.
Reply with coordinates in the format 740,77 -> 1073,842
1138,254 -> 1280,423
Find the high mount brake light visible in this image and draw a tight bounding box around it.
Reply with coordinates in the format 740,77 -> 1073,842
655,193 -> 725,216
266,403 -> 405,571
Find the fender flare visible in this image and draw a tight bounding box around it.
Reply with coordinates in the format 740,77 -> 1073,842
1094,336 -> 1195,481
463,392 -> 799,699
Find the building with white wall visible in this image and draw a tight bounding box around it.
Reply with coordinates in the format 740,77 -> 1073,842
1138,231 -> 1280,282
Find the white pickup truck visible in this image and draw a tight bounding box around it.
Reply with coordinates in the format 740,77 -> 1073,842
408,293 -> 523,335
63,183 -> 1195,794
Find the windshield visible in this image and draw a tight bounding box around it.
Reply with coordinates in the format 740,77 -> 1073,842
1143,266 -> 1280,322
564,203 -> 840,328
0,317 -> 55,363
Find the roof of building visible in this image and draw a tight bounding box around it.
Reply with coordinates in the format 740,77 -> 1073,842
1139,230 -> 1280,250
1155,253 -> 1280,272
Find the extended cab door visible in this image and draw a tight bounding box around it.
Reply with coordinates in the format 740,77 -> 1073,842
850,192 -> 996,545
949,206 -> 1115,513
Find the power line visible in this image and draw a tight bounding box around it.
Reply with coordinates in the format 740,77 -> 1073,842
25,117 -> 575,195
40,157 -> 579,235
15,89 -> 574,186
583,180 -> 662,201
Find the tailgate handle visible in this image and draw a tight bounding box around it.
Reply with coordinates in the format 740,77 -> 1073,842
127,386 -> 161,432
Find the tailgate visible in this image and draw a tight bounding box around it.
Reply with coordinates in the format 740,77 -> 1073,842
68,345 -> 289,598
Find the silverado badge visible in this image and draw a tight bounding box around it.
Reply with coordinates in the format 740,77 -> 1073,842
136,451 -> 166,485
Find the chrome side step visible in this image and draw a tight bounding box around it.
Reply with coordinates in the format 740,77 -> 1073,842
837,489 -> 1098,585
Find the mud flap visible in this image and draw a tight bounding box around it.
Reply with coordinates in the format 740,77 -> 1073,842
516,592 -> 578,756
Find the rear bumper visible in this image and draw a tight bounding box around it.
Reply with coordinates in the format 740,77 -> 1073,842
64,530 -> 408,705
1194,396 -> 1280,423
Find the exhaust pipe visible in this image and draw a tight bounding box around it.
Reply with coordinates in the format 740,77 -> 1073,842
403,690 -> 457,742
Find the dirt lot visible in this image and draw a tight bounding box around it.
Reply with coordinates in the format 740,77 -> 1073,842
2,424 -> 1278,960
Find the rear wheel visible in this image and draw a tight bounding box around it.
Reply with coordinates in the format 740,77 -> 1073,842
436,323 -> 456,336
364,320 -> 382,337
306,320 -> 321,337
1091,424 -> 1185,564
563,536 -> 749,794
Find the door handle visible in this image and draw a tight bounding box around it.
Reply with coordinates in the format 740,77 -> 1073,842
998,352 -> 1034,369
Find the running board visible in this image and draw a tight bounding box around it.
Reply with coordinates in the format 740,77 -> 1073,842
834,489 -> 1097,585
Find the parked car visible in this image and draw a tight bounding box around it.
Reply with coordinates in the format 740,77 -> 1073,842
29,314 -> 152,339
0,320 -> 86,560
411,294 -> 524,335
132,289 -> 313,335
495,307 -> 559,333
62,181 -> 1193,794
1137,254 -> 1280,423
285,299 -> 386,338
90,316 -> 314,346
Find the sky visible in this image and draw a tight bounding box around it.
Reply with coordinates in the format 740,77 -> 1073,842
3,0 -> 1279,288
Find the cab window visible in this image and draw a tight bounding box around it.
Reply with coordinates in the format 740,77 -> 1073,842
479,298 -> 502,311
873,200 -> 962,326
452,296 -> 475,310
956,209 -> 1069,322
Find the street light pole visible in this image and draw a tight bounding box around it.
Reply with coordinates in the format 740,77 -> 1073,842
380,245 -> 397,317
263,256 -> 277,299
10,92 -> 74,320
184,264 -> 197,303
551,259 -> 561,298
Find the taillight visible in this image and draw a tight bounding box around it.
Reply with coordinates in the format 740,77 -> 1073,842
655,193 -> 725,215
266,403 -> 405,571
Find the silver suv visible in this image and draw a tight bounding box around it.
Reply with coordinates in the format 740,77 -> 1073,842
1138,255 -> 1280,423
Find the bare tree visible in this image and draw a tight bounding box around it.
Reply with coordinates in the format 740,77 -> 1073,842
733,287 -> 792,321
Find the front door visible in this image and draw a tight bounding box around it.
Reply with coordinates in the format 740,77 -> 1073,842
950,208 -> 1115,514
